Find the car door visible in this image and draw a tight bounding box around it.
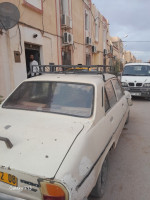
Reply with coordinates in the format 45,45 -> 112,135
111,78 -> 128,121
104,79 -> 119,138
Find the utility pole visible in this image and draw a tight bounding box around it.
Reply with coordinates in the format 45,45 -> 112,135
103,49 -> 107,73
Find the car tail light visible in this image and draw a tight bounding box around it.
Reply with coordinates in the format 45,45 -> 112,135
40,181 -> 68,200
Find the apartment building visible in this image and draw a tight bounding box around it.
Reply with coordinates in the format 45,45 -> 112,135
71,0 -> 109,66
131,54 -> 136,63
136,59 -> 142,63
0,0 -> 115,98
111,37 -> 124,62
123,50 -> 137,64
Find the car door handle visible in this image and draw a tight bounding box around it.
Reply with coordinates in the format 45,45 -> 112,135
110,116 -> 113,122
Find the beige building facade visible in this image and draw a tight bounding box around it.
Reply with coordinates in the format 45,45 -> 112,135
0,0 -> 60,98
0,0 -> 136,98
136,59 -> 142,63
123,50 -> 137,64
0,0 -> 111,98
111,37 -> 123,62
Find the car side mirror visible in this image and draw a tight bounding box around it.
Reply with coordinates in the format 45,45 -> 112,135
124,91 -> 133,106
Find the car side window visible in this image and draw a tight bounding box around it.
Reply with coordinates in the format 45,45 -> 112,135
104,89 -> 110,112
112,79 -> 123,101
105,80 -> 117,108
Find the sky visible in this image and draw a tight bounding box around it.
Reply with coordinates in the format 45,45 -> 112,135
92,0 -> 150,62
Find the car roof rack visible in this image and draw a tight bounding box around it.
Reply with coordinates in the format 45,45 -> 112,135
32,64 -> 116,82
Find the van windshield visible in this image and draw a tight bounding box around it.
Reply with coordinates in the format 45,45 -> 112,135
2,81 -> 94,118
122,65 -> 150,76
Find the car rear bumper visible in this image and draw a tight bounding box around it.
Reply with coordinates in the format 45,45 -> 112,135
0,192 -> 26,200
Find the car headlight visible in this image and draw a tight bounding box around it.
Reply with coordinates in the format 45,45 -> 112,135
143,83 -> 150,87
40,180 -> 69,200
121,82 -> 128,87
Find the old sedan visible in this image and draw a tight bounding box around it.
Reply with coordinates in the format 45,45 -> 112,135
0,66 -> 132,200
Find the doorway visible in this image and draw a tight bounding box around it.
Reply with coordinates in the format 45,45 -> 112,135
62,49 -> 71,65
86,54 -> 91,65
25,43 -> 41,78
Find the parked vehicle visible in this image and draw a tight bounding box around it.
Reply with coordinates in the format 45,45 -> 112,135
121,63 -> 150,99
0,65 -> 132,200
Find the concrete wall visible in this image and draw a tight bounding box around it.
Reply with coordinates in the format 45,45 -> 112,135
0,25 -> 59,97
0,0 -> 59,98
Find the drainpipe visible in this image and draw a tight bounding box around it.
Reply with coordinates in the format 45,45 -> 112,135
7,30 -> 15,91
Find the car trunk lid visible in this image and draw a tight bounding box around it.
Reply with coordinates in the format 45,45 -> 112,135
0,109 -> 84,178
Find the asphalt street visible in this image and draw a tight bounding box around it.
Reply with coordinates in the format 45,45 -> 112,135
90,97 -> 150,200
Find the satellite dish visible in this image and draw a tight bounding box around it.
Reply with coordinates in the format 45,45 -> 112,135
0,2 -> 20,30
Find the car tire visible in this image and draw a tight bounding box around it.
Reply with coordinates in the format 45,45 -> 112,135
90,157 -> 108,198
125,111 -> 130,124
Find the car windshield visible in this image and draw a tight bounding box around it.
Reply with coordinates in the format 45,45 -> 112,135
2,81 -> 94,118
122,65 -> 150,76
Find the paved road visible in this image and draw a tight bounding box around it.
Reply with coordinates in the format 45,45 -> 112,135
90,98 -> 150,200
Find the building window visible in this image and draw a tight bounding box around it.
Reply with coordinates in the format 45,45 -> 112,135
110,45 -> 113,54
23,0 -> 43,12
85,11 -> 89,31
61,0 -> 71,17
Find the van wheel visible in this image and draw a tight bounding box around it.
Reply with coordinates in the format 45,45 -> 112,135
125,111 -> 130,124
90,158 -> 108,198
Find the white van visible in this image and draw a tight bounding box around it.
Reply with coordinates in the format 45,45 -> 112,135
121,63 -> 150,99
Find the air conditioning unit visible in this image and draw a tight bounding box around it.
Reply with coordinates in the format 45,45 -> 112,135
86,37 -> 92,45
61,14 -> 72,28
103,49 -> 107,55
92,46 -> 97,53
63,32 -> 73,45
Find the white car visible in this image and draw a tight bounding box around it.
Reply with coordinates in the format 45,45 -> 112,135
121,63 -> 150,99
0,66 -> 132,200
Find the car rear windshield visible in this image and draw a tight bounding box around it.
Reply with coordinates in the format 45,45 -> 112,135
122,65 -> 150,76
3,81 -> 94,118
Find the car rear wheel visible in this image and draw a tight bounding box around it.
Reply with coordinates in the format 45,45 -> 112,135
90,157 -> 108,198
